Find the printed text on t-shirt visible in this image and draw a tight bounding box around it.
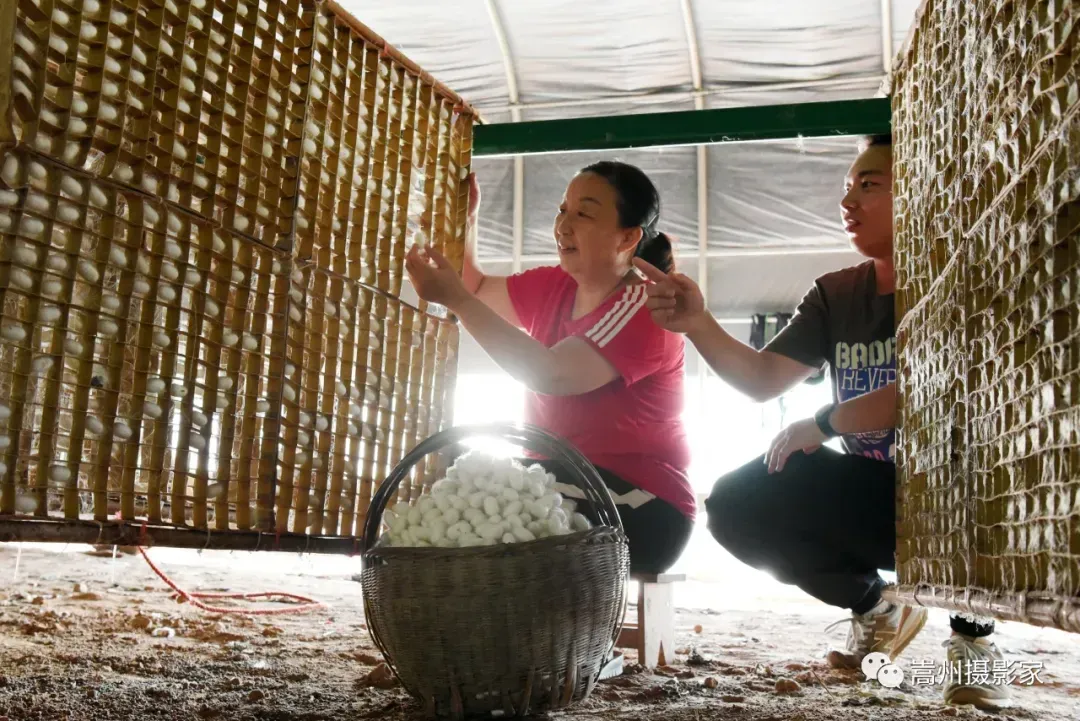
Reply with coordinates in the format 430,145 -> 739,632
833,339 -> 897,461
834,338 -> 895,369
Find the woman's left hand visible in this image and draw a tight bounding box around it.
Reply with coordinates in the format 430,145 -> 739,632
765,417 -> 826,474
405,244 -> 471,310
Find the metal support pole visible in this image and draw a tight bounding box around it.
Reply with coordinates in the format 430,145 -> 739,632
881,0 -> 895,75
483,0 -> 527,272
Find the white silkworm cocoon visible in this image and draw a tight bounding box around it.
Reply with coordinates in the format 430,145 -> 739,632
85,417 -> 105,435
2,155 -> 21,186
77,260 -> 100,282
1,325 -> 27,342
133,278 -> 151,295
160,264 -> 179,284
31,355 -> 53,374
571,512 -> 592,532
10,268 -> 32,290
19,216 -> 45,238
512,526 -> 536,543
463,507 -> 485,527
46,253 -> 70,272
50,34 -> 70,55
113,420 -> 133,439
190,434 -> 207,450
101,293 -> 122,313
25,194 -> 49,213
256,400 -> 270,413
146,377 -> 166,393
191,411 -> 208,427
527,500 -> 550,521
49,465 -> 72,484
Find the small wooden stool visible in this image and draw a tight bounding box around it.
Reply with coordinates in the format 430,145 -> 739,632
616,572 -> 684,668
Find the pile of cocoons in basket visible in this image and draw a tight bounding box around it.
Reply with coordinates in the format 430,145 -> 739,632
381,452 -> 593,548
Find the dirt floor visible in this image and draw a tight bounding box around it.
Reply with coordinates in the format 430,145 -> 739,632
1,543 -> 1078,721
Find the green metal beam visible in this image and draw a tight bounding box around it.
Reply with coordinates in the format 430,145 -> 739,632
473,97 -> 891,157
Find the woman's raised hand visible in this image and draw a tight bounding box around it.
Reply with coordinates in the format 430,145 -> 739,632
405,245 -> 471,310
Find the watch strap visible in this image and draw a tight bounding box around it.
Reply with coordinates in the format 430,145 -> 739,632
814,403 -> 839,439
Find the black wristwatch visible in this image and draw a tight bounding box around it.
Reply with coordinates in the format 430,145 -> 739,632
814,402 -> 839,439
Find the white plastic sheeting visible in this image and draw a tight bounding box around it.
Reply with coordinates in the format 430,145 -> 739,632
339,0 -> 922,317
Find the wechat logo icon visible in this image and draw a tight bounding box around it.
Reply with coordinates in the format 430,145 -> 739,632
862,652 -> 905,689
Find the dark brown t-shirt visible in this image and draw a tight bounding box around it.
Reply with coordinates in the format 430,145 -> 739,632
764,260 -> 896,462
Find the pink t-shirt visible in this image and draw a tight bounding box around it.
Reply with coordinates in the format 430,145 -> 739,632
506,265 -> 694,519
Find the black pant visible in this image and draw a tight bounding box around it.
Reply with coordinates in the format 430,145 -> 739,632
705,447 -> 993,636
533,459 -> 693,576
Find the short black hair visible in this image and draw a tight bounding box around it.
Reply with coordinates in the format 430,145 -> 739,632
859,134 -> 893,151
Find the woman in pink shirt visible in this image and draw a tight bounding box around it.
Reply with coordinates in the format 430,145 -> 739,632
405,161 -> 692,574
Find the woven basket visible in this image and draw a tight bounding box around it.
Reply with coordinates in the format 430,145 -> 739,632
360,423 -> 630,719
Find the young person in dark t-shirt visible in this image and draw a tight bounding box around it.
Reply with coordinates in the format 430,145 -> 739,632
634,136 -> 1011,710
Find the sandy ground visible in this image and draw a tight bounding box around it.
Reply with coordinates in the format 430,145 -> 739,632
1,542 -> 1078,721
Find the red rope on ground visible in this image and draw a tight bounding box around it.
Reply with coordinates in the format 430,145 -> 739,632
137,547 -> 325,616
